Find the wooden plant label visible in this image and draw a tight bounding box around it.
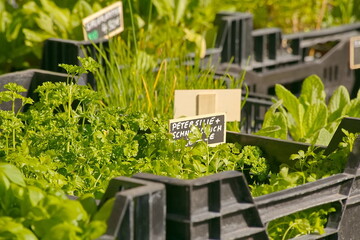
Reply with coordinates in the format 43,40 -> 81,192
82,1 -> 124,41
350,36 -> 360,69
169,113 -> 226,146
174,89 -> 241,122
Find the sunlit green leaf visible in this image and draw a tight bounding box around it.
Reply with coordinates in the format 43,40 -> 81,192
0,217 -> 38,240
328,85 -> 350,122
42,222 -> 82,240
0,163 -> 26,187
93,198 -> 115,222
299,75 -> 325,107
303,102 -> 328,140
79,194 -> 97,217
82,220 -> 107,239
256,100 -> 287,139
342,98 -> 360,118
275,84 -> 303,129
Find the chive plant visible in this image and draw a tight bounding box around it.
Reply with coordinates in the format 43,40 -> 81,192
91,34 -> 243,119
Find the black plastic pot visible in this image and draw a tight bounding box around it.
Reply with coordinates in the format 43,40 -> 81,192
134,171 -> 267,240
97,176 -> 166,240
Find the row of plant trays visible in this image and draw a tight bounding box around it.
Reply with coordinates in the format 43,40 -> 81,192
39,11 -> 360,98
93,117 -> 360,240
1,66 -> 360,239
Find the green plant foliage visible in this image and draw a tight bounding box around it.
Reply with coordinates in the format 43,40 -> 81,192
255,100 -> 288,139
252,131 -> 358,239
0,61 -> 257,197
252,131 -> 357,197
0,0 -> 234,74
0,163 -> 111,239
0,75 -> 357,239
257,74 -> 360,145
267,204 -> 336,240
0,58 -> 357,239
91,39 -> 241,119
123,0 -> 237,53
0,0 -> 109,74
2,0 -> 360,75
0,81 -> 267,194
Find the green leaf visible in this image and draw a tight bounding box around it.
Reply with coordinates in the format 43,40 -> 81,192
58,63 -> 87,75
72,0 -> 93,20
4,82 -> 27,93
79,194 -> 98,217
0,217 -> 38,240
184,28 -> 207,58
256,125 -> 281,135
42,222 -> 82,240
151,0 -> 173,21
35,11 -> 56,35
279,166 -> 299,186
174,0 -> 188,24
299,75 -> 325,107
11,184 -> 25,202
275,84 -> 303,129
202,123 -> 211,139
93,197 -> 115,222
0,91 -> 13,103
82,220 -> 107,239
23,28 -> 53,44
328,85 -> 350,122
22,1 -> 39,14
0,163 -> 26,187
32,218 -> 61,237
39,0 -> 71,35
342,98 -> 360,118
312,128 -> 332,146
46,197 -> 88,223
26,186 -> 45,207
6,21 -> 22,41
256,100 -> 287,139
78,57 -> 101,73
188,125 -> 203,144
0,172 -> 10,194
124,141 -> 139,158
303,102 -> 328,140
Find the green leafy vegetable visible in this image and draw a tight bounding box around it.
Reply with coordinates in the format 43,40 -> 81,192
257,74 -> 360,145
0,163 -> 111,239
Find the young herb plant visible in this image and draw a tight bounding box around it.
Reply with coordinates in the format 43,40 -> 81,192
256,74 -> 360,145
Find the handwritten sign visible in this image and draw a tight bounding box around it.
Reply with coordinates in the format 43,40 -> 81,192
82,2 -> 124,41
350,36 -> 360,69
169,113 -> 226,146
